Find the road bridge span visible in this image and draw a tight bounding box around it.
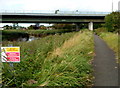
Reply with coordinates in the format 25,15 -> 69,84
0,12 -> 110,30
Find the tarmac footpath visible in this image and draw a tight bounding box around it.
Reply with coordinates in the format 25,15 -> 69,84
93,34 -> 119,87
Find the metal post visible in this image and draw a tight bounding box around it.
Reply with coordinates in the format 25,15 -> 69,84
7,44 -> 17,86
8,44 -> 14,67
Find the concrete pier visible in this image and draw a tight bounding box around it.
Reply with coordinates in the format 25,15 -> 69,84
76,23 -> 79,31
13,23 -> 19,29
35,23 -> 39,27
88,22 -> 93,31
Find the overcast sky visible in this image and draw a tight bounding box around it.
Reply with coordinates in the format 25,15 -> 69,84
0,0 -> 119,12
0,0 -> 119,27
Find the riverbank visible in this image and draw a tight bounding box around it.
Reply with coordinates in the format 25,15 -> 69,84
2,30 -> 94,87
1,29 -> 75,41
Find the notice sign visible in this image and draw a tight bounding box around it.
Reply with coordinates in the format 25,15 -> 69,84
1,47 -> 20,62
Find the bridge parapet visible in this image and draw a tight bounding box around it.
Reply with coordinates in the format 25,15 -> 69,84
0,10 -> 110,15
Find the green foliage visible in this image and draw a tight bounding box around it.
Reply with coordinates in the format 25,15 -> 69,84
52,24 -> 75,30
52,23 -> 104,30
37,31 -> 94,87
2,32 -> 75,87
94,27 -> 108,35
105,12 -> 120,32
93,23 -> 104,29
25,29 -> 74,35
79,23 -> 88,29
27,25 -> 39,30
3,25 -> 13,29
2,31 -> 94,87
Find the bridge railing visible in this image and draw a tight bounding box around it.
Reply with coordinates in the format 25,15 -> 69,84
57,11 -> 110,14
0,10 -> 110,15
0,10 -> 55,13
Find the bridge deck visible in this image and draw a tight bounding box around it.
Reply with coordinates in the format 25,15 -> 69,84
0,12 -> 110,23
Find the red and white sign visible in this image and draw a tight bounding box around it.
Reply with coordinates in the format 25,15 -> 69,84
1,47 -> 20,62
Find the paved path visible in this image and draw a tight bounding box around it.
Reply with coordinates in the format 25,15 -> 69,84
93,35 -> 119,86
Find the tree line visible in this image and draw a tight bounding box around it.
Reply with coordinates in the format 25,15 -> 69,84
3,23 -> 103,30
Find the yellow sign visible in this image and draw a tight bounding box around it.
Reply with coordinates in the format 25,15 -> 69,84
4,47 -> 20,52
1,47 -> 20,62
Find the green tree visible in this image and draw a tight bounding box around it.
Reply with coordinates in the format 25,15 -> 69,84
105,12 -> 120,32
3,25 -> 13,29
27,25 -> 40,30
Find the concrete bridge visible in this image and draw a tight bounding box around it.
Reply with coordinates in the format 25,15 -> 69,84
0,11 -> 110,30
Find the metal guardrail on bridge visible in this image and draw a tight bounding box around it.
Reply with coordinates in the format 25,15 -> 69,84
0,10 -> 110,15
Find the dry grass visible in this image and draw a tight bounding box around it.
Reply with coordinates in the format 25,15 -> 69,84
51,33 -> 80,57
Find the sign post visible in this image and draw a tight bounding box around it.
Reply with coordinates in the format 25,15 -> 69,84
1,46 -> 20,86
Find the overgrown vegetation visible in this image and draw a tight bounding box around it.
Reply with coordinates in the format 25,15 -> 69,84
2,31 -> 94,87
99,32 -> 119,60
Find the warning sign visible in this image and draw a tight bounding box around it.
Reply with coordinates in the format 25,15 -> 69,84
1,47 -> 20,62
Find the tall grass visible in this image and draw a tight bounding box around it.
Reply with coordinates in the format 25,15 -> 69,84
2,31 -> 94,87
39,31 -> 94,87
99,32 -> 118,60
2,32 -> 76,87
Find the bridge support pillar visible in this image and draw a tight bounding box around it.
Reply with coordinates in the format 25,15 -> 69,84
13,23 -> 19,29
35,23 -> 39,27
76,23 -> 79,31
88,22 -> 93,31
35,23 -> 39,29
